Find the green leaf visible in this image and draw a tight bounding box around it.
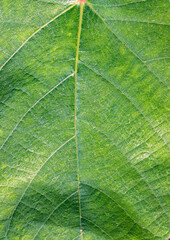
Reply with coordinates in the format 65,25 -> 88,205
0,0 -> 169,239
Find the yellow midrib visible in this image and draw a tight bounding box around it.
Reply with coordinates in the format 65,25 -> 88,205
74,2 -> 84,239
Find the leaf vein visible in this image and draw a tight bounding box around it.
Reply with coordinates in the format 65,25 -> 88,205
0,73 -> 74,151
79,118 -> 168,219
0,3 -> 77,71
86,1 -> 168,88
32,190 -> 78,239
74,2 -> 84,239
80,60 -> 166,145
4,135 -> 75,238
80,182 -> 155,237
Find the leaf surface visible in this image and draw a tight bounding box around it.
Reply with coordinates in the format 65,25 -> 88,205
0,0 -> 169,239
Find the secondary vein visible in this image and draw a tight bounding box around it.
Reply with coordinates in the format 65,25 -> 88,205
0,73 -> 74,151
86,1 -> 168,88
0,3 -> 77,71
4,135 -> 75,238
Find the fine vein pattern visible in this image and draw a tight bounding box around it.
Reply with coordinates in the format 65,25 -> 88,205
0,0 -> 169,239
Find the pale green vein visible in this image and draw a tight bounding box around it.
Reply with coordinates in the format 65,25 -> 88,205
145,57 -> 170,62
89,0 -> 146,7
78,118 -> 168,221
32,190 -> 78,239
79,60 -> 166,145
86,1 -> 168,88
4,135 -> 75,239
0,73 -> 74,151
80,182 -> 155,237
82,216 -> 113,239
106,19 -> 169,26
0,2 -> 77,71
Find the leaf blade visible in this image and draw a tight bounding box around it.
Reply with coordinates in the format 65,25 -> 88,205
0,0 -> 169,239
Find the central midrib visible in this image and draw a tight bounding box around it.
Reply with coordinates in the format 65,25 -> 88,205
74,2 -> 84,239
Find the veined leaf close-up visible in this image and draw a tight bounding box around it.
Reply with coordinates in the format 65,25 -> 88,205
0,0 -> 169,239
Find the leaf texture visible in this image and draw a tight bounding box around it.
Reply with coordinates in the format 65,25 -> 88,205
0,0 -> 169,239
